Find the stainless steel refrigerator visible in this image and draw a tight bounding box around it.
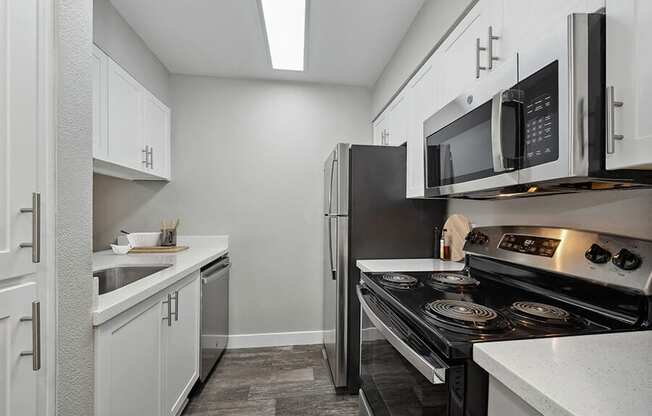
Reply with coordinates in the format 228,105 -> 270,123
322,143 -> 446,393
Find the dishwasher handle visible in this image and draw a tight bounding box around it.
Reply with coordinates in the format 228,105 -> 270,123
202,261 -> 231,284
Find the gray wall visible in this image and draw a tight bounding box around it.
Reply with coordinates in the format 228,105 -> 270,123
93,0 -> 170,104
56,0 -> 94,414
94,76 -> 372,335
372,0 -> 474,116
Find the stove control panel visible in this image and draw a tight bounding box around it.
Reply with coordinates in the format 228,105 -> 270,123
463,226 -> 652,296
498,234 -> 560,257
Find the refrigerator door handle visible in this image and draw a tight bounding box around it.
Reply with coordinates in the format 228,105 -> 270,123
327,156 -> 337,279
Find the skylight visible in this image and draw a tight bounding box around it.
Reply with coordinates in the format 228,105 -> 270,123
260,0 -> 306,71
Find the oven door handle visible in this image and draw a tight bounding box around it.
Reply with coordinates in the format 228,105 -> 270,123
357,286 -> 447,385
491,89 -> 522,173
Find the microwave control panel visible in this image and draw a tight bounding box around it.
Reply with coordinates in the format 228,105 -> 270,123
519,61 -> 559,168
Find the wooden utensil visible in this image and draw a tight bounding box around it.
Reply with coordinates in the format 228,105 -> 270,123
443,214 -> 472,262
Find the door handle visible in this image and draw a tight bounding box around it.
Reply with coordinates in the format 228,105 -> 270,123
162,293 -> 172,326
327,156 -> 337,280
487,26 -> 499,70
606,86 -> 624,154
476,38 -> 487,79
19,301 -> 41,371
19,193 -> 41,263
491,89 -> 523,173
171,290 -> 179,321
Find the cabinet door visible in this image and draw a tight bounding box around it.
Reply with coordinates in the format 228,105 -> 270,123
605,0 -> 652,170
96,299 -> 163,416
107,60 -> 144,170
501,0 -> 602,64
439,2 -> 490,106
372,112 -> 388,145
406,54 -> 437,198
387,93 -> 408,146
0,283 -> 38,416
163,274 -> 200,416
92,45 -> 108,161
0,0 -> 39,281
143,91 -> 171,179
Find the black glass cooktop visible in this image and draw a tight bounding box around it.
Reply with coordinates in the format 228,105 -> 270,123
361,267 -> 637,360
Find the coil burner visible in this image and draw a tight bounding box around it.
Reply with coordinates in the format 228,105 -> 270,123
509,301 -> 584,329
379,273 -> 418,290
424,300 -> 510,334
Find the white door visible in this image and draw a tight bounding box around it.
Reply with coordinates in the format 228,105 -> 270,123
605,0 -> 652,170
143,91 -> 171,179
92,45 -> 108,160
0,0 -> 40,282
107,60 -> 144,170
406,54 -> 437,198
0,282 -> 38,416
99,300 -> 163,416
163,275 -> 200,416
501,0 -> 600,64
439,1 -> 491,105
372,112 -> 388,145
387,93 -> 408,146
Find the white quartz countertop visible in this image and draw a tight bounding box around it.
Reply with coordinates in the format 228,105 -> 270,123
92,235 -> 228,326
356,258 -> 465,273
474,331 -> 652,416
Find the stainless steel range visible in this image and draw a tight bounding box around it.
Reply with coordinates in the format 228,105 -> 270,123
358,226 -> 652,416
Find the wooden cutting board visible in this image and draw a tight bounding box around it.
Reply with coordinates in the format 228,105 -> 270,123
129,246 -> 189,254
443,214 -> 472,262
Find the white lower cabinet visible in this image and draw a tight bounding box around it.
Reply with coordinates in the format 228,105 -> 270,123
95,271 -> 200,416
487,376 -> 543,416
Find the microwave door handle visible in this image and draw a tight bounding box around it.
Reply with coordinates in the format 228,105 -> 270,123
491,89 -> 522,173
357,286 -> 447,384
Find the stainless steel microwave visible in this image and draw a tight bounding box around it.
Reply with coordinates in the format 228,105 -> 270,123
424,13 -> 652,199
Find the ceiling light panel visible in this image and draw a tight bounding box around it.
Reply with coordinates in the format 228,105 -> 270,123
260,0 -> 306,71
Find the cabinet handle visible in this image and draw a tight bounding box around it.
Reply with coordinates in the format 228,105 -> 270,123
171,290 -> 179,321
19,301 -> 41,371
19,193 -> 41,263
142,145 -> 149,166
487,26 -> 500,70
606,86 -> 624,154
476,38 -> 487,79
149,146 -> 154,169
162,293 -> 172,326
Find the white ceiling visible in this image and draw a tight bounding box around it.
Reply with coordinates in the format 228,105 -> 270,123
109,0 -> 425,87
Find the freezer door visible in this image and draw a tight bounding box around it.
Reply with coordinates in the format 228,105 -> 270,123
323,215 -> 348,387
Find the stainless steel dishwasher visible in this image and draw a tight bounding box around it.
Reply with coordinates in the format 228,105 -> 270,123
199,255 -> 230,382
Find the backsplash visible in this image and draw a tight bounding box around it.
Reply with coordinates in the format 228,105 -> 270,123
447,189 -> 652,239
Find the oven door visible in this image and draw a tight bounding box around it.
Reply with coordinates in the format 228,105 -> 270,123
358,286 -> 465,416
424,62 -> 521,197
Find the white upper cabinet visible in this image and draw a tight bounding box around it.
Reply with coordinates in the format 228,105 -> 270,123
387,93 -> 409,146
143,91 -> 172,179
93,45 -> 171,181
372,110 -> 389,145
605,0 -> 652,170
107,59 -> 144,170
406,54 -> 437,198
439,1 -> 496,106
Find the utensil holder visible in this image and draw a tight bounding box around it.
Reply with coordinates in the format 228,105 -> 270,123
160,228 -> 177,247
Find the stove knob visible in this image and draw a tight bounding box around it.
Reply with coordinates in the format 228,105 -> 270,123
612,249 -> 642,271
584,244 -> 611,264
466,231 -> 489,245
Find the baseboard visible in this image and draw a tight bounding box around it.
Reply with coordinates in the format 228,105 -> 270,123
227,330 -> 324,349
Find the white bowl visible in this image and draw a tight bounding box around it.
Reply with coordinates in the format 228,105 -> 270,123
126,232 -> 161,248
110,244 -> 131,255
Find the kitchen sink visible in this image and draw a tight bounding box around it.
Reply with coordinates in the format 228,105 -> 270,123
94,265 -> 172,295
